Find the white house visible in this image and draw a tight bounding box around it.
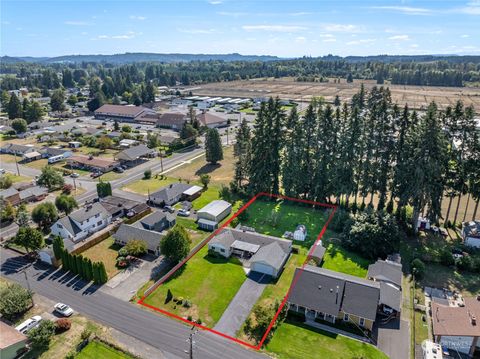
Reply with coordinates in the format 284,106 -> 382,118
462,220 -> 480,248
197,200 -> 232,231
51,203 -> 112,243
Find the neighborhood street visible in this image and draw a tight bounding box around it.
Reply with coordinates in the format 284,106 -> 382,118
0,248 -> 268,359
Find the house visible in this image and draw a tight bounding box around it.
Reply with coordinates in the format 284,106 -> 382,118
208,228 -> 292,278
149,183 -> 192,206
367,258 -> 403,289
287,266 -> 381,331
0,321 -> 28,359
68,141 -> 82,148
66,155 -> 119,173
106,131 -> 122,139
196,112 -> 229,128
308,243 -> 326,264
293,224 -> 307,241
139,211 -> 175,232
94,104 -> 155,122
156,112 -> 188,130
40,147 -> 72,159
0,186 -> 47,206
0,143 -> 38,157
50,203 -> 112,243
118,139 -> 139,148
431,296 -> 480,356
113,223 -> 163,255
462,220 -> 480,248
0,187 -> 21,206
22,151 -> 42,162
99,195 -> 149,219
182,185 -> 203,201
116,144 -> 157,164
197,200 -> 232,230
136,113 -> 160,125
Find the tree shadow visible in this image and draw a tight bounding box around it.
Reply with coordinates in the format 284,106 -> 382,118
194,163 -> 221,176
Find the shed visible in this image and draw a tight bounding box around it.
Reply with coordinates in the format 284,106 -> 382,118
308,244 -> 326,264
182,185 -> 202,201
197,200 -> 232,230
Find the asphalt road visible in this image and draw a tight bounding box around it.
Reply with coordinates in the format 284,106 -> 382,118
0,249 -> 268,359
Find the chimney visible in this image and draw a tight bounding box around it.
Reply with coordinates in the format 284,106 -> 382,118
472,316 -> 477,326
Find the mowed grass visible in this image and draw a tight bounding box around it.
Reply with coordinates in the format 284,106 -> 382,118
2,172 -> 32,183
144,246 -> 246,327
75,340 -> 134,359
414,310 -> 429,345
82,237 -> 122,279
321,243 -> 370,278
240,198 -> 330,247
265,320 -> 388,359
122,176 -> 177,195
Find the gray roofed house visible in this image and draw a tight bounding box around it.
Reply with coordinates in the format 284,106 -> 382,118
40,147 -> 72,158
0,143 -> 38,155
139,211 -> 175,232
116,144 -> 157,162
149,183 -> 192,206
250,242 -> 290,277
379,282 -> 402,312
99,195 -> 149,219
367,259 -> 403,288
17,186 -> 48,201
69,203 -> 110,224
342,280 -> 380,322
113,223 -> 163,255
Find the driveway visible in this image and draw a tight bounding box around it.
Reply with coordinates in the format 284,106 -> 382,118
214,272 -> 270,337
374,317 -> 410,359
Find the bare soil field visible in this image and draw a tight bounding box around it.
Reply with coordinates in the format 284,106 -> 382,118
190,77 -> 480,112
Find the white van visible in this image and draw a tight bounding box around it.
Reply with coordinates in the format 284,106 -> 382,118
15,315 -> 42,334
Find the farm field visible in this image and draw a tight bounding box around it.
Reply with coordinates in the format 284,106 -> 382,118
191,77 -> 480,111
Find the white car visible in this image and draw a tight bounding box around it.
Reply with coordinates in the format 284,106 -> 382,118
178,209 -> 190,217
15,315 -> 42,334
54,303 -> 74,317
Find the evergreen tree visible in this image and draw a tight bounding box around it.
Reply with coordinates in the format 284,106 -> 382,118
281,106 -> 303,197
52,236 -> 64,260
50,89 -> 65,111
205,128 -> 223,164
232,119 -> 251,190
7,93 -> 23,119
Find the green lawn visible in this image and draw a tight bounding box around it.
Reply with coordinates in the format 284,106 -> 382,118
122,176 -> 177,195
191,185 -> 221,210
2,173 -> 31,183
174,217 -> 210,248
266,320 -> 388,359
240,198 -> 330,247
75,340 -> 134,359
414,310 -> 429,345
82,237 -> 122,279
144,246 -> 246,327
321,243 -> 370,278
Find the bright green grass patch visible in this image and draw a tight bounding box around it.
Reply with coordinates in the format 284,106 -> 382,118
266,320 -> 388,359
414,310 -> 429,345
191,185 -> 220,210
3,173 -> 31,183
99,171 -> 123,182
321,243 -> 370,278
144,246 -> 246,327
75,340 -> 134,359
122,176 -> 177,195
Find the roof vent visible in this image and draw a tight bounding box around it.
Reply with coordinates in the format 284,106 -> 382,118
330,288 -> 333,293
318,285 -> 322,290
472,316 -> 477,326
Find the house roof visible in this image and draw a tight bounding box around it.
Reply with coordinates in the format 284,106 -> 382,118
367,259 -> 403,288
140,211 -> 175,228
99,195 -> 145,215
379,282 -> 402,312
95,104 -> 147,117
309,244 -> 326,261
0,187 -> 19,198
67,155 -> 119,169
288,265 -> 381,321
57,216 -> 82,236
40,147 -> 69,157
1,143 -> 36,153
23,151 -> 42,159
431,297 -> 480,337
251,241 -> 289,271
156,112 -> 187,126
116,144 -> 155,162
183,185 -> 202,196
0,321 -> 27,350
197,200 -> 232,218
151,183 -> 192,203
18,186 -> 47,200
196,112 -> 226,126
69,203 -> 110,223
113,224 -> 163,251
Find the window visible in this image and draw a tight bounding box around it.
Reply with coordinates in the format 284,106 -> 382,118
359,317 -> 365,327
97,221 -> 102,226
220,248 -> 225,253
58,224 -> 63,229
343,313 -> 349,321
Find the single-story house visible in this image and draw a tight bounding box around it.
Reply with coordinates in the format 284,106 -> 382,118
149,183 -> 193,207
66,155 -> 119,173
99,195 -> 149,219
196,112 -> 229,128
116,144 -> 157,163
0,143 -> 38,157
431,296 -> 480,356
0,187 -> 21,206
197,200 -> 232,231
94,104 -> 156,122
140,211 -> 175,232
106,131 -> 122,139
208,228 -> 292,278
51,203 -> 112,243
40,147 -> 72,159
22,151 -> 42,162
0,186 -> 47,206
462,220 -> 480,248
287,266 -> 382,331
308,243 -> 326,264
68,141 -> 82,148
156,112 -> 188,130
113,223 -> 163,255
119,139 -> 139,148
159,135 -> 178,145
182,185 -> 202,201
0,321 -> 28,359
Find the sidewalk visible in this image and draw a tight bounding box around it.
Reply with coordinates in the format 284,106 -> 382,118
304,319 -> 371,343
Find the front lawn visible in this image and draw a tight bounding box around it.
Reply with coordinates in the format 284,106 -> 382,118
266,320 -> 388,359
82,237 -> 122,279
2,172 -> 32,183
321,243 -> 370,278
143,246 -> 246,327
122,176 -> 177,195
75,340 -> 134,359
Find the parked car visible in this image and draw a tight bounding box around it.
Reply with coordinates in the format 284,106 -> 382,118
15,315 -> 42,334
121,165 -> 128,170
70,172 -> 79,178
91,172 -> 102,178
54,303 -> 74,317
178,209 -> 190,217
164,205 -> 175,213
0,168 -> 5,174
114,167 -> 124,173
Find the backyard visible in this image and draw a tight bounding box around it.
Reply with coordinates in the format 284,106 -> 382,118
82,237 -> 122,279
321,242 -> 370,278
265,319 -> 388,359
142,246 -> 246,327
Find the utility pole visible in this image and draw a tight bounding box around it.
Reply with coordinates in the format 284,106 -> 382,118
160,150 -> 164,173
226,129 -> 229,146
14,154 -> 20,176
22,269 -> 34,306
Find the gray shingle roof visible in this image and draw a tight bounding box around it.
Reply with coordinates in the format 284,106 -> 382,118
210,228 -> 292,253
251,242 -> 289,270
1,143 -> 36,153
151,183 -> 192,203
309,244 -> 326,261
140,211 -> 174,227
40,147 -> 69,157
18,186 -> 47,200
113,224 -> 163,252
69,203 -> 110,223
342,281 -> 380,321
367,260 -> 403,287
0,187 -> 19,198
117,144 -> 156,162
379,282 -> 402,312
58,216 -> 82,236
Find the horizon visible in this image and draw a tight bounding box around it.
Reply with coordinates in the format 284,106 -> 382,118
1,0 -> 479,58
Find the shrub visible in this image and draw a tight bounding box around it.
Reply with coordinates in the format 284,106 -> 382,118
183,300 -> 192,308
457,255 -> 474,272
187,315 -> 193,321
411,258 -> 426,279
116,256 -> 129,268
144,169 -> 152,179
197,318 -> 202,325
80,329 -> 92,340
55,318 -> 71,333
118,248 -> 128,257
440,250 -> 455,267
329,209 -> 351,232
177,296 -> 184,305
230,217 -> 239,228
27,320 -> 56,350
0,283 -> 33,320
124,239 -> 148,257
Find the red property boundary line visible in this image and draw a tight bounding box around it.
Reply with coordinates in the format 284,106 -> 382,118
138,192 -> 337,351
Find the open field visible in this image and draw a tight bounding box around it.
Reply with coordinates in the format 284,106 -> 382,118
143,246 -> 246,327
82,237 -> 122,279
265,319 -> 388,359
191,77 -> 480,112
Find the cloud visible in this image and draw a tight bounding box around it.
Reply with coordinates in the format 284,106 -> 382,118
370,6 -> 433,15
388,35 -> 410,41
92,31 -> 140,40
242,25 -> 307,32
322,38 -> 337,43
347,38 -> 376,45
217,11 -> 248,17
461,34 -> 470,38
319,33 -> 334,38
129,15 -> 147,21
295,36 -> 306,43
322,24 -> 361,33
64,20 -> 91,26
208,0 -> 223,4
178,28 -> 217,34
289,12 -> 312,16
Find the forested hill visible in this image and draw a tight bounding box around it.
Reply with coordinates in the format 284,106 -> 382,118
1,53 -> 280,64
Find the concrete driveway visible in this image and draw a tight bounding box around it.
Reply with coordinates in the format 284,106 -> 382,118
374,317 -> 410,359
214,272 -> 270,337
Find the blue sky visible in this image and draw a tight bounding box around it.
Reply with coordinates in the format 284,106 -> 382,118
1,0 -> 479,57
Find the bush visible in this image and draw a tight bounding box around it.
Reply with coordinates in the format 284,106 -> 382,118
116,256 -> 129,268
229,217 -> 239,228
118,248 -> 128,257
411,258 -> 426,279
27,320 -> 56,350
197,318 -> 202,325
440,250 -> 455,267
80,329 -> 92,340
329,209 -> 351,232
144,169 -> 152,179
55,318 -> 71,333
124,239 -> 148,257
0,283 -> 33,320
187,315 -> 193,321
183,300 -> 192,308
457,255 -> 474,272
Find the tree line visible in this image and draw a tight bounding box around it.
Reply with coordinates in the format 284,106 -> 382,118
231,87 -> 480,230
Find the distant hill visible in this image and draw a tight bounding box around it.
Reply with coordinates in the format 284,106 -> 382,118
0,52 -> 280,64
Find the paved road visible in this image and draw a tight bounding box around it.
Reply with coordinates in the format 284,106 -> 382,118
0,249 -> 267,359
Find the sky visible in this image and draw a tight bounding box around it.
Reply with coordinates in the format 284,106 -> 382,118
1,0 -> 479,57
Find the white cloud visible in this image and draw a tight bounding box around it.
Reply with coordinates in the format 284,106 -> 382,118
410,44 -> 420,48
208,0 -> 223,4
322,24 -> 360,33
64,20 -> 90,26
319,33 -> 334,38
461,34 -> 470,38
295,36 -> 306,43
217,11 -> 248,17
93,31 -> 140,40
388,35 -> 410,41
323,38 -> 337,43
456,0 -> 480,15
129,15 -> 147,21
346,38 -> 376,45
242,25 -> 307,32
371,6 -> 432,15
178,28 -> 217,34
289,12 -> 312,16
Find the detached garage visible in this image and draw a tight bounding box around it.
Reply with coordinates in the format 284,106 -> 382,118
250,242 -> 290,278
197,200 -> 232,231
